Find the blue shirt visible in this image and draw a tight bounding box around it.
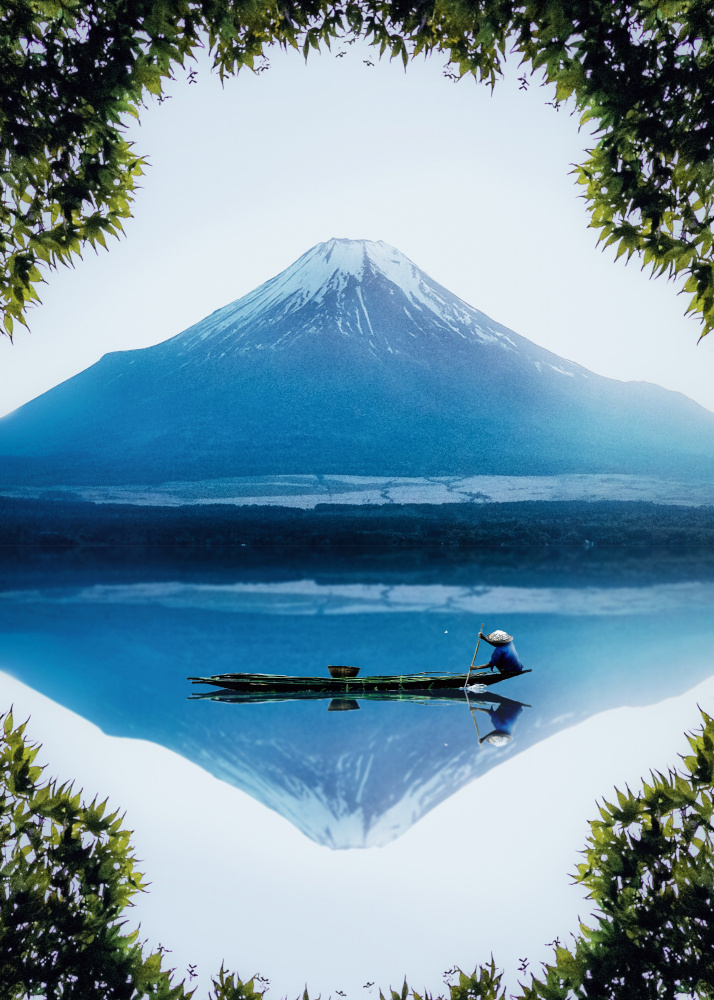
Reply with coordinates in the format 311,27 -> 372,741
487,640 -> 524,673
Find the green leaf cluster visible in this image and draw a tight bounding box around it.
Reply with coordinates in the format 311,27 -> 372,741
2,2 -> 714,339
0,708 -> 261,999
516,707 -> 714,1000
383,709 -> 714,998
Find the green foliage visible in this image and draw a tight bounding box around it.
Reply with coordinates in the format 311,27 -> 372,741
1,2 -> 714,338
208,968 -> 267,1000
0,708 -> 285,999
381,708 -> 714,998
0,709 -> 195,998
518,708 -> 714,1000
442,960 -> 506,1000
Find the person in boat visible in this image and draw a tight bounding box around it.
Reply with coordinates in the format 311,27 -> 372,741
471,696 -> 523,747
476,629 -> 525,674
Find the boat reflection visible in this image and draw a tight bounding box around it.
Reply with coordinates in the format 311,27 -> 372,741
188,655 -> 529,702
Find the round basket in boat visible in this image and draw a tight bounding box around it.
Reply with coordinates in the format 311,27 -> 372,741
328,665 -> 360,678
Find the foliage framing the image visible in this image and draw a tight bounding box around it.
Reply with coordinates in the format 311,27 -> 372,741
518,708 -> 714,1000
1,1 -> 714,339
0,708 -> 269,999
2,706 -> 714,998
0,710 -> 181,998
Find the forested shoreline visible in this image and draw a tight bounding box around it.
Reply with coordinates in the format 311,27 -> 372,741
3,497 -> 714,548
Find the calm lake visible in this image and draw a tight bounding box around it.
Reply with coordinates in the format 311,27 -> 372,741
1,545 -> 713,997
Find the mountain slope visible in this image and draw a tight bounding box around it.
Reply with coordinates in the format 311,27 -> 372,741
2,238 -> 714,485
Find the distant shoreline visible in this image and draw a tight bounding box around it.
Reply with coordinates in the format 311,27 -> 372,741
2,472 -> 713,508
3,497 -> 714,548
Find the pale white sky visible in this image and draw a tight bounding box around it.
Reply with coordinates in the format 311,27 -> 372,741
1,41 -> 713,417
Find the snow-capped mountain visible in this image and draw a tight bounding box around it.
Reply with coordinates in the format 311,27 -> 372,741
173,239 -> 538,362
2,237 -> 714,485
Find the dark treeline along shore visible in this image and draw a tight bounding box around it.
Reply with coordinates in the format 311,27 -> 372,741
5,537 -> 714,596
3,496 -> 714,549
3,536 -> 710,653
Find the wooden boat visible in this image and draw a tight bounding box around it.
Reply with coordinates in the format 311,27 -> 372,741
189,668 -> 531,700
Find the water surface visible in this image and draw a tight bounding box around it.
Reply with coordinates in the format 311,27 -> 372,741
1,546 -> 713,992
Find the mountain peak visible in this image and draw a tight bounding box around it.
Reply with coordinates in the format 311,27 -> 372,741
303,238 -> 416,280
277,237 -> 438,311
172,237 -> 500,357
222,237 -> 432,320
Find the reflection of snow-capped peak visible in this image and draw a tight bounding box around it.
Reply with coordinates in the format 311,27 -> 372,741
199,736 -> 487,850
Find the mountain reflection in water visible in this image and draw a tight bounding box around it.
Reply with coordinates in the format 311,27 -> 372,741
0,547 -> 713,850
189,686 -> 529,848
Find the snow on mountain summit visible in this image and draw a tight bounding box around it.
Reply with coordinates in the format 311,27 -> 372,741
263,238 -> 422,301
231,237 -> 434,310
172,238 -> 529,360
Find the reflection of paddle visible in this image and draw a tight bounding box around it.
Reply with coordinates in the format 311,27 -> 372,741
463,691 -> 484,753
465,623 -> 485,688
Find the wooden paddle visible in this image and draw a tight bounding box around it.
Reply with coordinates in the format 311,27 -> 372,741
465,623 -> 485,688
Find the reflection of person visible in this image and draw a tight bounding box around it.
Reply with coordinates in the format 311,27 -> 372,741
471,699 -> 523,746
477,630 -> 525,674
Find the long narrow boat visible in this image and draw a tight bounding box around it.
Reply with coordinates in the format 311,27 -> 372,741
189,668 -> 531,698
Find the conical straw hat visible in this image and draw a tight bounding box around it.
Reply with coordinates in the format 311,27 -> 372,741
485,630 -> 513,645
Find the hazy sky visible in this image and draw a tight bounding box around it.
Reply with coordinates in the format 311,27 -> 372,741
1,40 -> 713,417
